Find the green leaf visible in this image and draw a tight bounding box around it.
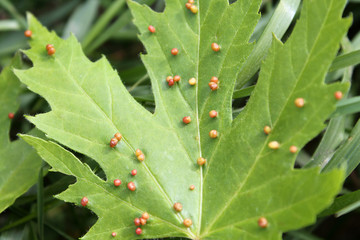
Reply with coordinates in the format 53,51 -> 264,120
329,49 -> 360,72
18,0 -> 351,239
322,118 -> 360,177
332,96 -> 360,117
0,53 -> 42,213
62,0 -> 99,41
319,189 -> 360,217
236,0 -> 301,87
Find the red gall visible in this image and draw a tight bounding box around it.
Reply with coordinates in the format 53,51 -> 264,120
334,91 -> 343,100
148,25 -> 156,33
135,228 -> 142,235
209,82 -> 218,91
131,169 -> 137,176
171,48 -> 179,56
113,179 -> 121,187
183,116 -> 191,124
258,217 -> 268,228
47,47 -> 56,56
209,130 -> 218,138
24,30 -> 32,37
81,197 -> 88,206
134,218 -> 141,226
209,110 -> 218,118
168,79 -> 175,87
110,138 -> 118,148
211,43 -> 220,52
128,182 -> 136,191
46,44 -> 53,51
8,113 -> 14,119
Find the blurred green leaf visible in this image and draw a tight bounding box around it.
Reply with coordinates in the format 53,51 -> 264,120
329,49 -> 360,72
62,0 -> 99,41
322,119 -> 360,176
0,53 -> 42,213
236,0 -> 301,87
82,0 -> 126,50
319,189 -> 360,217
0,20 -> 20,31
332,96 -> 360,117
232,85 -> 255,99
0,0 -> 27,29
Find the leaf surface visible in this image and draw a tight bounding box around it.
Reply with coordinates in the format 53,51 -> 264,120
0,53 -> 42,213
18,0 -> 351,239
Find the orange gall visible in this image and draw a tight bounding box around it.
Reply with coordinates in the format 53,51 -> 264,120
334,91 -> 343,100
210,76 -> 219,83
209,130 -> 218,138
197,157 -> 206,166
289,145 -> 298,153
209,110 -> 218,118
258,217 -> 268,228
268,141 -> 280,149
114,132 -> 122,141
183,218 -> 192,227
183,116 -> 191,124
148,25 -> 156,33
294,98 -> 305,108
171,48 -> 179,55
173,202 -> 183,212
135,149 -> 142,157
174,75 -> 181,82
142,212 -> 150,220
263,126 -> 271,135
24,30 -> 32,37
211,43 -> 220,52
190,5 -> 198,14
188,77 -> 196,85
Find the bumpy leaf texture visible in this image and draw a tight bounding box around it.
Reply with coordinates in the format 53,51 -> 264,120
19,0 -> 351,239
0,53 -> 42,213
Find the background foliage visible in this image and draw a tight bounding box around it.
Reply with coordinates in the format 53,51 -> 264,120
0,0 -> 359,239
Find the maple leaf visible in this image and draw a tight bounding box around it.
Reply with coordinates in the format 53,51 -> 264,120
0,53 -> 42,213
19,0 -> 351,239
